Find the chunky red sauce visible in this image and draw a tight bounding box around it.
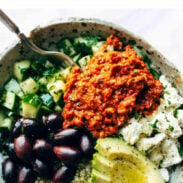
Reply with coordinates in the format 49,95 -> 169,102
62,36 -> 163,138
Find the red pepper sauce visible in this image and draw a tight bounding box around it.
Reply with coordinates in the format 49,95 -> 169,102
62,36 -> 163,138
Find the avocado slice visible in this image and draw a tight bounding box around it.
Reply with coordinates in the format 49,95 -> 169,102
89,138 -> 165,183
88,169 -> 111,183
93,154 -> 146,183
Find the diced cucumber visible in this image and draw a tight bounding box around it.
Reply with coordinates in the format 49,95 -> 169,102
20,78 -> 39,94
0,118 -> 13,131
58,38 -> 77,56
92,41 -> 105,54
78,55 -> 92,70
61,67 -> 71,80
72,53 -> 82,63
74,36 -> 103,54
54,105 -> 62,112
40,93 -> 54,107
0,112 -> 13,131
47,80 -> 65,103
38,76 -> 48,86
5,78 -> 24,98
45,60 -> 54,68
22,94 -> 42,118
14,60 -> 31,81
2,91 -> 17,110
38,105 -> 53,117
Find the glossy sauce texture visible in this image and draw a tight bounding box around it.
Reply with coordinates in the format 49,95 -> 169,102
63,37 -> 163,138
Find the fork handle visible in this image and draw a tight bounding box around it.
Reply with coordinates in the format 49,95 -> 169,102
0,9 -> 20,34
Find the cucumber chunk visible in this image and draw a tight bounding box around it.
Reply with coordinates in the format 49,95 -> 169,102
2,91 -> 17,110
0,112 -> 13,131
47,80 -> 65,103
22,94 -> 42,118
78,55 -> 92,70
38,105 -> 53,117
58,38 -> 77,56
54,105 -> 62,112
5,78 -> 24,98
72,53 -> 82,64
20,78 -> 39,94
61,67 -> 71,80
40,93 -> 54,107
14,60 -> 31,81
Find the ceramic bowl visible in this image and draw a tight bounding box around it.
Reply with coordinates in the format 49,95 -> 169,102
0,18 -> 182,182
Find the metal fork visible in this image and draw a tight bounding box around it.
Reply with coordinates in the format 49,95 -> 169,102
0,9 -> 76,67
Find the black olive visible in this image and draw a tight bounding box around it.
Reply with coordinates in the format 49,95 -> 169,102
4,143 -> 17,160
2,159 -> 16,182
21,118 -> 46,138
33,139 -> 53,160
80,134 -> 94,157
53,146 -> 81,166
33,159 -> 52,179
17,167 -> 36,183
43,113 -> 63,131
53,166 -> 75,183
54,128 -> 81,145
14,135 -> 32,162
9,119 -> 22,141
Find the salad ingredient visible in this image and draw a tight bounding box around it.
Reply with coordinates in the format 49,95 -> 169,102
43,113 -> 63,131
14,135 -> 32,162
53,146 -> 81,166
21,118 -> 44,138
53,166 -> 75,183
4,143 -> 17,160
33,159 -> 52,179
17,167 -> 37,183
54,128 -> 81,145
80,134 -> 94,157
63,44 -> 163,138
14,60 -> 31,81
9,119 -> 22,141
89,138 -> 165,183
33,139 -> 53,160
2,159 -> 16,182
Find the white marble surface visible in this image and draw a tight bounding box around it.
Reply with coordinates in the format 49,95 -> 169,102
0,9 -> 183,71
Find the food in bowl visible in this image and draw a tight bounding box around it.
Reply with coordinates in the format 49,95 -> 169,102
0,33 -> 183,183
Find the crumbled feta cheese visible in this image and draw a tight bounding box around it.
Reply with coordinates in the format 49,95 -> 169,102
159,168 -> 169,182
151,113 -> 182,138
160,75 -> 183,109
119,122 -> 142,145
170,165 -> 183,183
177,109 -> 183,127
161,138 -> 182,168
149,147 -> 163,166
136,133 -> 166,153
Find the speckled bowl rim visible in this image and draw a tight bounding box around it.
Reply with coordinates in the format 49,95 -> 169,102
0,17 -> 180,74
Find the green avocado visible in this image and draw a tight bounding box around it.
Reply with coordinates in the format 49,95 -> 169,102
88,138 -> 165,183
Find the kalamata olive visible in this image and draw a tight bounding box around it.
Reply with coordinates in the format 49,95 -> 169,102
17,167 -> 36,183
80,134 -> 94,156
14,135 -> 32,162
53,166 -> 75,183
4,143 -> 17,160
21,118 -> 46,138
2,159 -> 16,182
33,139 -> 53,159
33,159 -> 52,178
54,128 -> 81,145
43,113 -> 63,131
9,119 -> 22,141
54,146 -> 81,166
